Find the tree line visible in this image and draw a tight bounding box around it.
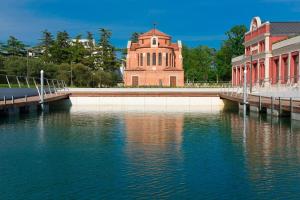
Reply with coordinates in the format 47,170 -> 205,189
0,25 -> 247,87
0,29 -> 120,87
183,25 -> 247,83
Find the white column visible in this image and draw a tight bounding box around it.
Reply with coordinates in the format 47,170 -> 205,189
264,56 -> 270,86
232,67 -> 234,86
298,54 -> 300,85
235,67 -> 238,86
287,52 -> 291,84
264,35 -> 271,87
257,60 -> 260,86
278,55 -> 282,84
265,35 -> 270,52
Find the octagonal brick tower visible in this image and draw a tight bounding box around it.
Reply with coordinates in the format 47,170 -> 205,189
124,29 -> 184,87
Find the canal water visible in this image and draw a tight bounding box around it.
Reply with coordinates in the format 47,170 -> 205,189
1,105 -> 300,199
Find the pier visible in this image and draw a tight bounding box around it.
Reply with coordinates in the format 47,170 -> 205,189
0,72 -> 69,115
220,91 -> 300,120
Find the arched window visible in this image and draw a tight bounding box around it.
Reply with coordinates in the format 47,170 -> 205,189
153,38 -> 157,45
152,53 -> 156,65
169,53 -> 172,67
174,54 -> 176,67
158,53 -> 162,66
147,53 -> 150,66
140,53 -> 143,66
166,53 -> 169,66
137,53 -> 139,66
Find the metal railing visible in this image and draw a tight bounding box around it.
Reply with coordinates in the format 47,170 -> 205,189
223,75 -> 300,99
0,74 -> 68,102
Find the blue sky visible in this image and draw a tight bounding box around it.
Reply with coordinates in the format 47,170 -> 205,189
1,0 -> 300,49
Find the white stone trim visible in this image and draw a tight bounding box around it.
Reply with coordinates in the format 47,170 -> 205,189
250,16 -> 262,31
232,55 -> 245,63
273,35 -> 300,50
127,41 -> 132,49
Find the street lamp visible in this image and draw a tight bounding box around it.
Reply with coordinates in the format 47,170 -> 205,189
70,62 -> 73,87
243,64 -> 247,113
27,49 -> 33,78
250,53 -> 253,93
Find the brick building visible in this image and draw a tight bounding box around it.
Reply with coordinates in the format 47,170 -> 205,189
232,16 -> 300,87
124,29 -> 184,87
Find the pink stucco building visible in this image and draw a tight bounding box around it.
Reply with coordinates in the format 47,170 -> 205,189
124,29 -> 184,87
232,16 -> 300,87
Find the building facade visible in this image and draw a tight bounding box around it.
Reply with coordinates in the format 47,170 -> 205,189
232,17 -> 300,87
124,29 -> 184,87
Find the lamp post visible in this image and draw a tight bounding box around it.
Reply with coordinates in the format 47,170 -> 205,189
70,62 -> 73,87
26,49 -> 32,78
250,53 -> 253,93
243,65 -> 247,113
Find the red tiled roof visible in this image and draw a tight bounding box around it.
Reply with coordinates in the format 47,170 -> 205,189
140,29 -> 170,37
130,43 -> 179,51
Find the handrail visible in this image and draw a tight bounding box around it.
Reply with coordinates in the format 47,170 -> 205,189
0,73 -> 68,102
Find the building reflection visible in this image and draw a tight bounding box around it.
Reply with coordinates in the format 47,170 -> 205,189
124,113 -> 184,150
228,113 -> 300,189
122,112 -> 185,194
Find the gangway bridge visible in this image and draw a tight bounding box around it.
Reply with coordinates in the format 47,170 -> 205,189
0,72 -> 69,115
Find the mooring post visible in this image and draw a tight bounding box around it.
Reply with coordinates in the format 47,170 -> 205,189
271,96 -> 274,115
259,95 -> 261,112
4,96 -> 6,105
12,96 -> 14,104
40,70 -> 45,110
279,97 -> 281,116
25,95 -> 27,102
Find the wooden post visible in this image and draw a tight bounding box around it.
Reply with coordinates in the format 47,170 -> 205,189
271,96 -> 274,115
12,96 -> 14,104
290,97 -> 293,119
25,95 -> 27,102
279,97 -> 281,116
4,96 -> 6,105
259,95 -> 262,112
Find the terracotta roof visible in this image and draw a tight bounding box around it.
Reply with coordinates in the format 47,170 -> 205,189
130,43 -> 179,51
140,29 -> 170,37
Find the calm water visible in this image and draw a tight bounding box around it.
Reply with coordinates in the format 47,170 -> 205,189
1,105 -> 300,199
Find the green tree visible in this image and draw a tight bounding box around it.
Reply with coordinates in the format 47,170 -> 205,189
3,56 -> 27,76
93,70 -> 118,87
72,63 -> 91,87
56,63 -> 71,85
87,31 -> 95,50
50,31 -> 71,64
69,34 -> 87,64
95,28 -> 119,71
0,55 -> 4,71
39,29 -> 54,62
130,32 -> 143,43
215,25 -> 247,81
183,45 -> 216,82
6,36 -> 26,56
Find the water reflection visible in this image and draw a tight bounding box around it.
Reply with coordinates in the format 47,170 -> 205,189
2,106 -> 300,199
230,112 -> 300,198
